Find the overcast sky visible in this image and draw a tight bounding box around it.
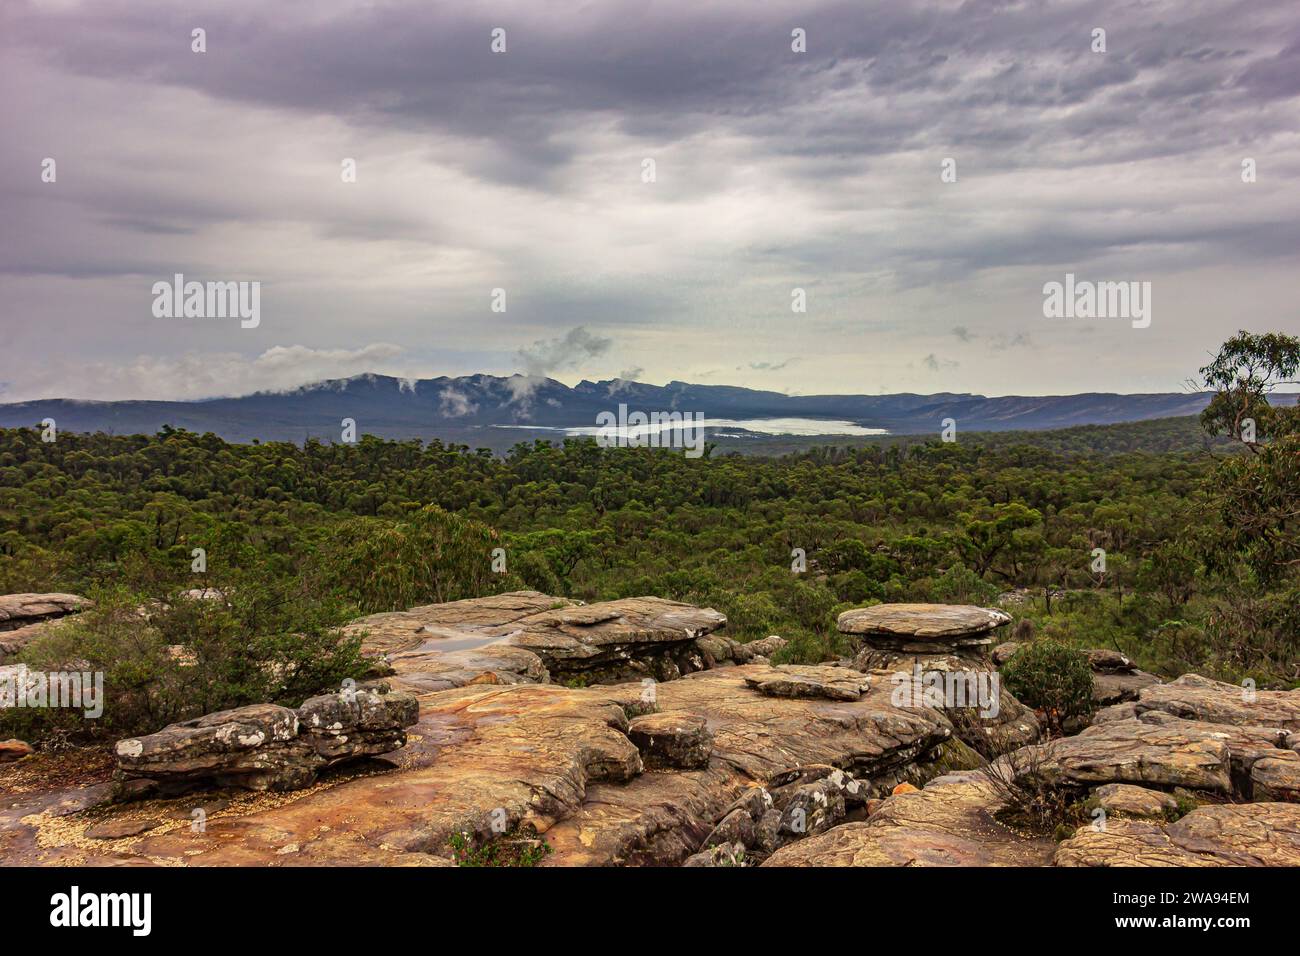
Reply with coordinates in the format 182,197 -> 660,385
2,0 -> 1297,402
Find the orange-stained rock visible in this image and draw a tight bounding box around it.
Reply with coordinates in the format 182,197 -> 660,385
0,739 -> 34,763
4,662 -> 960,867
763,772 -> 1056,867
1055,803 -> 1300,867
346,591 -> 726,686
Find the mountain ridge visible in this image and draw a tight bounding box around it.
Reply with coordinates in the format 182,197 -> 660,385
0,372 -> 1226,447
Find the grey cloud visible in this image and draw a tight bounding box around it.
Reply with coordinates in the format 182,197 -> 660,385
922,353 -> 958,372
1,0 -> 1297,401
507,326 -> 612,408
516,326 -> 612,378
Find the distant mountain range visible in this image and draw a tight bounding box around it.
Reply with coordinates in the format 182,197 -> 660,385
0,373 -> 1230,452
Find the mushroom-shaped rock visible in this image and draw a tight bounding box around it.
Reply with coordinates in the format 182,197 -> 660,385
838,603 -> 1011,642
627,712 -> 713,770
85,818 -> 162,840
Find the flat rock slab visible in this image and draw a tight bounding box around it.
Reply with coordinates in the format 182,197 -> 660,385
1093,670 -> 1161,706
1129,674 -> 1300,731
85,818 -> 162,840
343,591 -> 572,658
1251,751 -> 1300,802
627,713 -> 712,769
0,594 -> 91,663
838,604 -> 1010,641
1093,783 -> 1177,819
762,771 -> 1055,867
742,664 -> 872,701
1128,711 -> 1290,777
384,643 -> 550,691
506,597 -> 726,673
1056,803 -> 1300,866
1085,649 -> 1138,673
8,664 -> 958,867
346,591 -> 726,685
1033,718 -> 1232,792
0,593 -> 92,629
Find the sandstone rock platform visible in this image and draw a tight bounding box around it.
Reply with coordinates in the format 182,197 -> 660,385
0,592 -> 92,663
345,591 -> 727,686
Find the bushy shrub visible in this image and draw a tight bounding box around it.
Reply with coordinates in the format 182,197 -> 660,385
720,592 -> 782,640
2,581 -> 367,747
830,569 -> 882,604
1000,639 -> 1094,735
506,549 -> 563,596
931,562 -> 1002,605
315,504 -> 506,613
979,739 -> 1080,835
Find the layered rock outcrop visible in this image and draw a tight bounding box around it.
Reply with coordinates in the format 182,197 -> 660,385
5,598 -> 974,865
765,668 -> 1300,867
1102,673 -> 1300,730
0,593 -> 92,663
840,603 -> 1010,663
113,685 -> 419,798
763,771 -> 1055,866
8,592 -> 1296,870
1055,803 -> 1300,867
839,605 -> 1038,757
1092,783 -> 1178,819
345,591 -> 727,687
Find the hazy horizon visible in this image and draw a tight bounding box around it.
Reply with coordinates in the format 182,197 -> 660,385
0,366 -> 1244,407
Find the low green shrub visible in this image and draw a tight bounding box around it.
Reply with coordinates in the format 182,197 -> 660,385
1001,639 -> 1094,735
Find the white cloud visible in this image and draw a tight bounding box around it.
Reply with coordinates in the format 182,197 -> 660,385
0,343 -> 416,402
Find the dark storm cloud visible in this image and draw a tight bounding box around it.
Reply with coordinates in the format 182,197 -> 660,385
10,0 -> 1295,183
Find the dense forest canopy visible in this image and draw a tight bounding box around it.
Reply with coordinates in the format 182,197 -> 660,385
1,332 -> 1297,744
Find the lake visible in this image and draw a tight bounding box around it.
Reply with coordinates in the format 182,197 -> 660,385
494,417 -> 888,438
